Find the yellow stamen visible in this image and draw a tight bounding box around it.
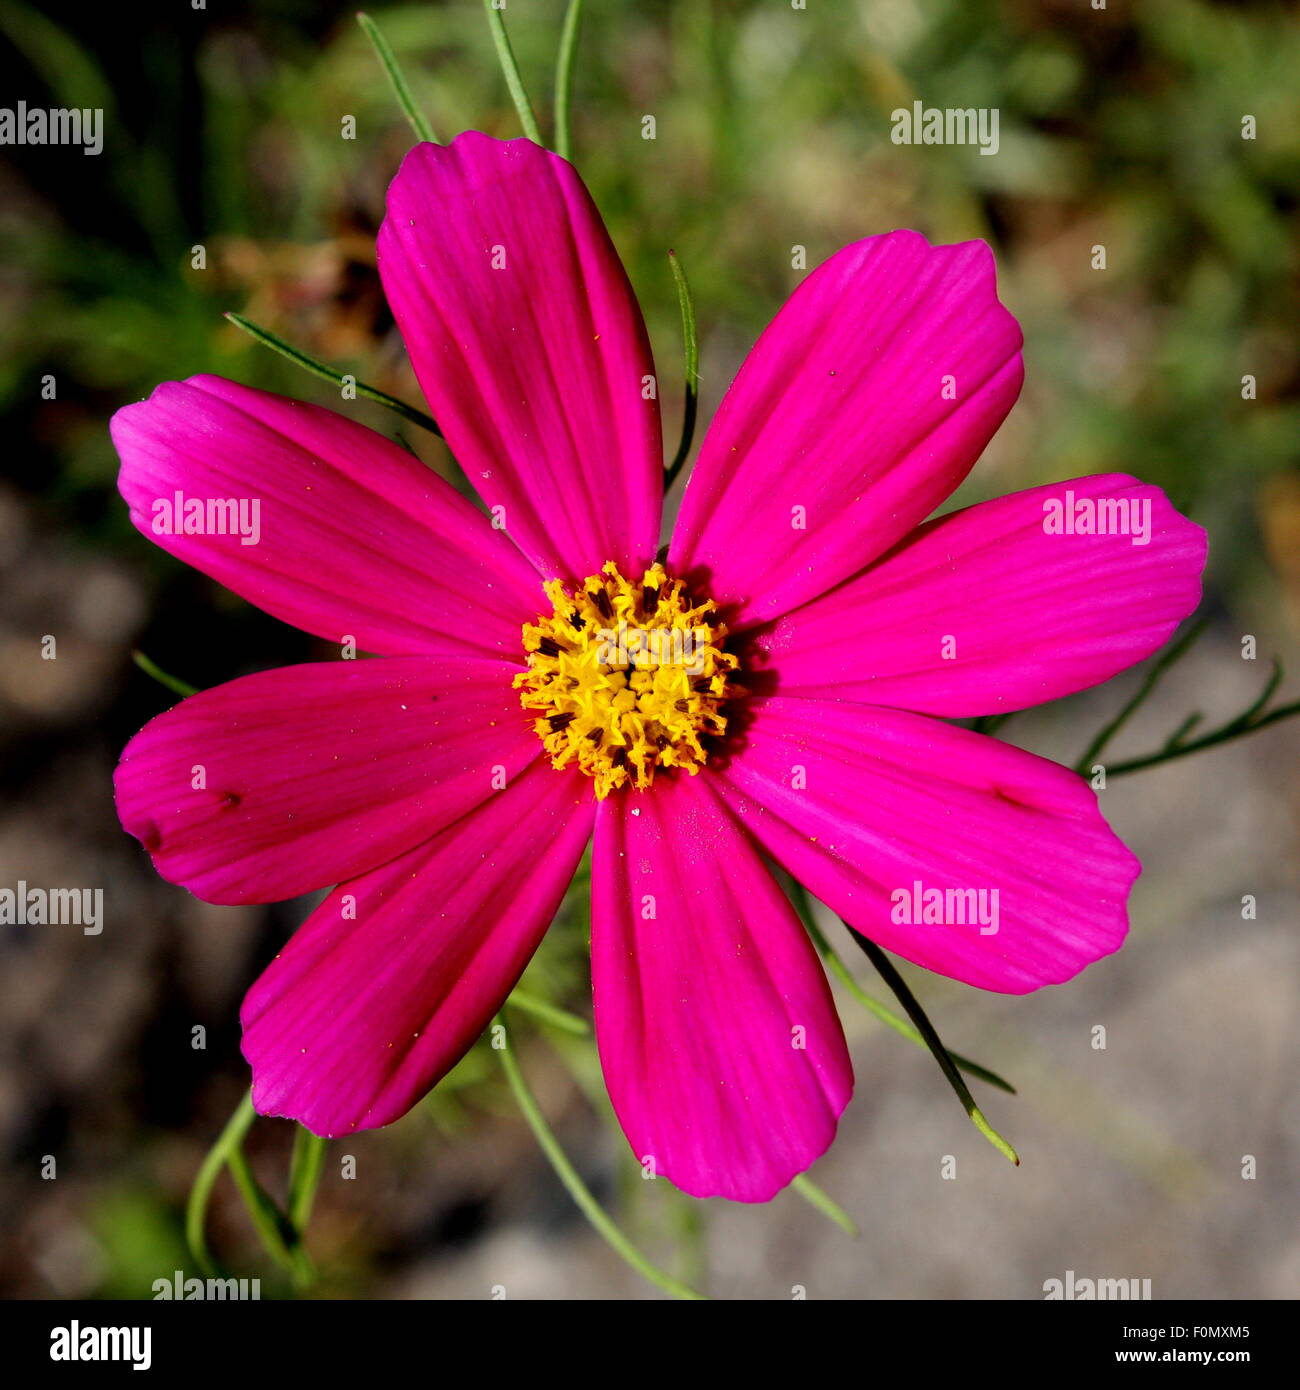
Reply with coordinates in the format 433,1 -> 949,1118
516,561 -> 740,798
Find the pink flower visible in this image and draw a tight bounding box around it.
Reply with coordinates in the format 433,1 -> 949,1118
111,133 -> 1206,1202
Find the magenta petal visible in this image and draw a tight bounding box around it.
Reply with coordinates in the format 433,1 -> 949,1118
115,656 -> 535,904
670,230 -> 1023,625
758,474 -> 1207,717
719,698 -> 1139,994
591,775 -> 853,1202
242,761 -> 594,1135
378,134 -> 663,584
111,375 -> 542,658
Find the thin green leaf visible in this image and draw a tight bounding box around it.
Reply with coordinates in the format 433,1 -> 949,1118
356,12 -> 438,144
1162,711 -> 1203,751
505,986 -> 590,1035
1107,683 -> 1300,776
663,250 -> 699,491
793,884 -> 1016,1094
225,1143 -> 316,1288
492,1015 -> 706,1300
132,650 -> 198,699
185,1092 -> 258,1279
1074,619 -> 1207,773
187,1094 -> 315,1288
226,1150 -> 310,1289
286,1126 -> 328,1234
224,312 -> 442,437
1235,657 -> 1283,725
790,1174 -> 858,1237
223,1145 -> 291,1264
553,0 -> 584,161
483,0 -> 543,145
845,927 -> 1020,1166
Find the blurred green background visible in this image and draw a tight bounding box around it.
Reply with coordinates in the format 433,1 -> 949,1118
1,0 -> 1297,1299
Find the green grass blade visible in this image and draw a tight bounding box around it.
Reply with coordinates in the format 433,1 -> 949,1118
132,651 -> 198,700
185,1092 -> 258,1279
794,884 -> 1016,1094
483,0 -> 543,145
224,312 -> 442,436
790,1174 -> 858,1236
553,0 -> 584,161
493,1016 -> 706,1300
846,928 -> 1020,1166
663,250 -> 699,490
357,12 -> 438,144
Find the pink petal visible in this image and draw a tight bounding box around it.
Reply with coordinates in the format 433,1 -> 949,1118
378,134 -> 663,584
591,775 -> 853,1201
115,656 -> 535,905
756,475 -> 1207,717
111,375 -> 543,659
242,760 -> 594,1135
718,697 -> 1138,994
670,231 -> 1023,625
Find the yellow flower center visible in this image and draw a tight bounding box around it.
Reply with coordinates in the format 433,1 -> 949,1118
516,561 -> 740,798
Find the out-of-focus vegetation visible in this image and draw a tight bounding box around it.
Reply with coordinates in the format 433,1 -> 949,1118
4,0 -> 1299,596
1,0 -> 1297,1299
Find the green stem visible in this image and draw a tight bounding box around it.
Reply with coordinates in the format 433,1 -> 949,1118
553,0 -> 584,162
483,0 -> 543,145
845,928 -> 1020,1167
188,1095 -> 316,1288
1074,619 -> 1207,773
1107,694 -> 1300,777
186,1092 -> 257,1279
357,12 -> 438,143
1162,711 -> 1203,750
224,1144 -> 298,1274
132,650 -> 198,699
492,1016 -> 706,1300
505,987 -> 591,1035
795,887 -> 1015,1094
287,1127 -> 328,1233
663,250 -> 699,491
790,1174 -> 858,1236
1236,658 -> 1284,723
224,312 -> 442,437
